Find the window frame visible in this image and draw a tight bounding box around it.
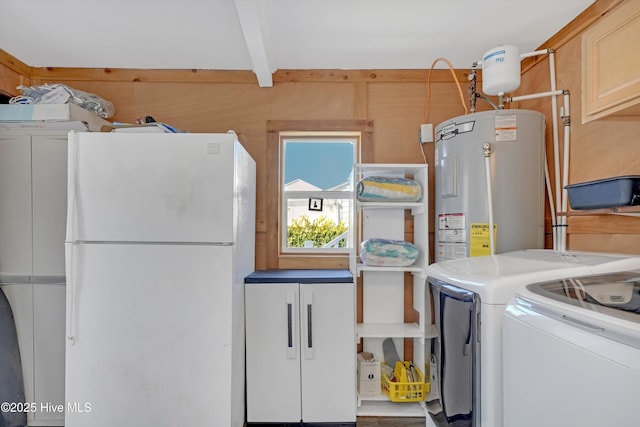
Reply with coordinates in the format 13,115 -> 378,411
281,135 -> 357,255
266,120 -> 373,269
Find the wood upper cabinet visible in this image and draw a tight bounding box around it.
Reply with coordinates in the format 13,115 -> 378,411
582,0 -> 640,123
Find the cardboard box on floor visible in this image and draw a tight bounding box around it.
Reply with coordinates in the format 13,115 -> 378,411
358,352 -> 381,396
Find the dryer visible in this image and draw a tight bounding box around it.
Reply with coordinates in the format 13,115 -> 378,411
503,270 -> 640,427
425,249 -> 640,427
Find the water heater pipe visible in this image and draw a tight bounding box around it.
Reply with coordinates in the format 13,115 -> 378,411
560,91 -> 571,251
543,143 -> 557,251
507,90 -> 563,102
497,48 -> 567,252
483,143 -> 496,255
520,49 -> 553,60
548,50 -> 563,251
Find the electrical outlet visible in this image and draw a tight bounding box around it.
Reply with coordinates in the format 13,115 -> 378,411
420,124 -> 433,143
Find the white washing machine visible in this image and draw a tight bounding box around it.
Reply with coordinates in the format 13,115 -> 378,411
424,249 -> 640,427
503,270 -> 640,427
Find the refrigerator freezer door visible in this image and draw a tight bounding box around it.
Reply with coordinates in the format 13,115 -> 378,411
65,243 -> 243,427
67,132 -> 237,244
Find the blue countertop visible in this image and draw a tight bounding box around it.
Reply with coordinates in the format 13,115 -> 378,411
245,269 -> 353,284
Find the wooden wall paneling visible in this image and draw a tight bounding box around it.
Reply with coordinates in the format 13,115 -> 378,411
568,215 -> 640,234
519,9 -> 640,254
367,82 -> 431,164
354,82 -> 368,119
0,64 -> 24,97
265,129 -> 280,269
29,67 -> 258,84
273,68 -> 469,84
0,50 -> 30,96
568,233 -> 640,255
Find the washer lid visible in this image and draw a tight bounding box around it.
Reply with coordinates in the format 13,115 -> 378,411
527,271 -> 640,323
426,249 -> 640,304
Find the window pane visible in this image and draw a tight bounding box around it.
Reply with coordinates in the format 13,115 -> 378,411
283,141 -> 354,191
285,197 -> 351,249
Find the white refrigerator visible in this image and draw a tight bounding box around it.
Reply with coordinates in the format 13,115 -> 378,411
64,131 -> 256,427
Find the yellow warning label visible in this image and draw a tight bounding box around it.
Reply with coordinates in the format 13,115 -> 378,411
469,223 -> 497,257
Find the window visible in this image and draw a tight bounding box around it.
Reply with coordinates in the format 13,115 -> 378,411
282,136 -> 355,254
266,120 -> 373,269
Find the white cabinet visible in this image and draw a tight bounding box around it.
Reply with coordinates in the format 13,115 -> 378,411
0,283 -> 34,407
0,283 -> 65,426
32,283 -> 66,425
0,131 -> 68,278
352,164 -> 435,419
245,276 -> 356,425
0,129 -> 71,427
582,0 -> 640,123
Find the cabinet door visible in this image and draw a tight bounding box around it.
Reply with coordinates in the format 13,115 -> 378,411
0,135 -> 33,276
33,283 -> 65,425
32,135 -> 68,277
245,282 -> 302,423
300,282 -> 356,423
582,0 -> 640,122
0,283 -> 35,421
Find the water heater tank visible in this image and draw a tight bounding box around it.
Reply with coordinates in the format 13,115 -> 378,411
482,45 -> 521,95
434,109 -> 545,262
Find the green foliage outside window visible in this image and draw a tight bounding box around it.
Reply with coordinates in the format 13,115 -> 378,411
288,216 -> 348,248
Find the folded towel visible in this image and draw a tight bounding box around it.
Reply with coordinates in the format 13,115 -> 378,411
360,238 -> 419,267
357,176 -> 421,202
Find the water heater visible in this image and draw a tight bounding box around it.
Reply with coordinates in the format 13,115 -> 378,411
434,109 -> 545,262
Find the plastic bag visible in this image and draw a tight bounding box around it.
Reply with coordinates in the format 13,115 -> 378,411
9,84 -> 115,118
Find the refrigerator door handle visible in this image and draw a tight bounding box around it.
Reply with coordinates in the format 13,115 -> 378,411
65,243 -> 77,345
286,291 -> 297,359
302,290 -> 314,360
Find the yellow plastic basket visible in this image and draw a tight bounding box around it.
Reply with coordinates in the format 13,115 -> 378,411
381,361 -> 429,403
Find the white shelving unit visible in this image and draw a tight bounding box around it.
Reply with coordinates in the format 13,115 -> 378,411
351,163 -> 435,422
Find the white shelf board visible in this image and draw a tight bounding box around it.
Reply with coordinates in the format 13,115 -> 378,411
357,399 -> 427,417
424,324 -> 438,339
356,201 -> 427,216
355,163 -> 427,177
357,201 -> 424,209
357,263 -> 427,276
357,322 -> 423,338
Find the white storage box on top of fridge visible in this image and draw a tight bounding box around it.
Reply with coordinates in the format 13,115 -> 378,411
425,249 -> 640,427
64,131 -> 256,427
